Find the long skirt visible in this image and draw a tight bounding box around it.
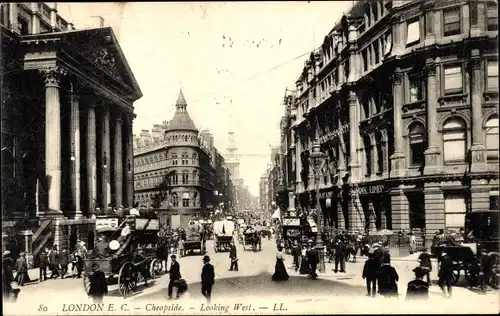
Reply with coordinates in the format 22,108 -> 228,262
299,256 -> 309,275
272,259 -> 289,281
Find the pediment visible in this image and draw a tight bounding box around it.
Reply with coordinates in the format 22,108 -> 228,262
62,27 -> 142,100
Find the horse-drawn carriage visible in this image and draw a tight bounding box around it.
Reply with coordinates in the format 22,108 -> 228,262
431,210 -> 499,287
213,220 -> 235,252
83,215 -> 162,297
181,221 -> 204,257
242,227 -> 261,251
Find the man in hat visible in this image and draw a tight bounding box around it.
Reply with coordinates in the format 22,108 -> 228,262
15,252 -> 28,286
306,240 -> 319,280
88,263 -> 108,303
334,240 -> 346,273
405,266 -> 429,300
480,246 -> 495,292
37,248 -> 49,282
418,247 -> 432,285
229,241 -> 238,271
292,241 -> 301,271
49,245 -> 60,279
437,251 -> 454,298
201,255 -> 215,302
166,255 -> 181,299
3,250 -> 19,302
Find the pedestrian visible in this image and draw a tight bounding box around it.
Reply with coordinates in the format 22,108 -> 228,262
292,241 -> 300,271
60,249 -> 69,279
72,251 -> 84,278
88,263 -> 108,303
377,254 -> 399,299
334,240 -> 346,273
166,255 -> 182,299
201,255 -> 215,303
362,253 -> 378,297
38,248 -> 49,282
306,241 -> 319,280
178,239 -> 184,258
372,243 -> 384,267
3,250 -> 20,302
272,245 -> 289,282
405,266 -> 429,300
299,244 -> 309,275
480,247 -> 496,292
417,247 -> 432,285
15,252 -> 28,286
437,251 -> 454,298
49,245 -> 60,279
229,241 -> 238,271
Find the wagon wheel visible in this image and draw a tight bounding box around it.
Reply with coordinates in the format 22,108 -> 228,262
150,259 -> 162,279
118,262 -> 136,297
450,262 -> 461,285
465,263 -> 480,287
83,274 -> 91,295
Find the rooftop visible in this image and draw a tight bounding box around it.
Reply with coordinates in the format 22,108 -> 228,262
165,89 -> 198,133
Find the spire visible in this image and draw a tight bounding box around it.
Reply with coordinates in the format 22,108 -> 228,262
166,89 -> 198,132
176,89 -> 187,112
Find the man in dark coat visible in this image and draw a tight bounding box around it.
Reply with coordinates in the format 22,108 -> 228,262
201,255 -> 215,302
292,241 -> 301,271
334,241 -> 346,273
480,247 -> 495,292
438,252 -> 454,298
405,266 -> 429,300
72,251 -> 84,278
88,263 -> 108,303
15,252 -> 28,286
306,243 -> 319,280
38,248 -> 49,282
49,246 -> 60,279
59,249 -> 69,279
167,255 -> 181,299
229,241 -> 238,271
2,251 -> 19,302
362,253 -> 378,297
418,247 -> 432,285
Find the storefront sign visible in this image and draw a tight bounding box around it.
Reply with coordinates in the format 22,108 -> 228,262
96,218 -> 119,230
135,218 -> 160,230
282,217 -> 300,226
319,125 -> 349,143
357,185 -> 387,195
319,191 -> 334,199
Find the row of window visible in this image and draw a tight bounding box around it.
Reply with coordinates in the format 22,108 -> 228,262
404,3 -> 498,50
133,192 -> 199,208
361,32 -> 391,73
135,152 -> 199,167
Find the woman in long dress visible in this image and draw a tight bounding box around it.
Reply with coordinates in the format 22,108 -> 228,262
272,246 -> 289,281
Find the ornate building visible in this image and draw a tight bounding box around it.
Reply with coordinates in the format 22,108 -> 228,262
133,90 -> 233,228
1,3 -> 141,258
280,0 -> 498,245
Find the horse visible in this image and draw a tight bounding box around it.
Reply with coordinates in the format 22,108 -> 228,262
344,240 -> 359,263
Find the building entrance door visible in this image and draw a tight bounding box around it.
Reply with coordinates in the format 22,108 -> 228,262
408,191 -> 425,230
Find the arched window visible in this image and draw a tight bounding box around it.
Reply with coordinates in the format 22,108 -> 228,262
172,193 -> 179,207
443,118 -> 467,163
363,135 -> 372,176
171,152 -> 178,165
182,152 -> 189,165
192,153 -> 197,165
193,170 -> 198,183
171,171 -> 178,185
182,192 -> 190,207
409,122 -> 427,166
485,116 -> 499,160
182,170 -> 189,184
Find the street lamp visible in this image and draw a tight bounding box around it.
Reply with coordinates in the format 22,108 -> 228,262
309,140 -> 327,273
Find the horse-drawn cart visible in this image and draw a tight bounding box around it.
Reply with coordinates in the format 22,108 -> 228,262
83,215 -> 161,297
213,220 -> 234,252
243,228 -> 261,251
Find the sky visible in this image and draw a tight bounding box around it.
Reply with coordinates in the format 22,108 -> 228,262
58,1 -> 353,196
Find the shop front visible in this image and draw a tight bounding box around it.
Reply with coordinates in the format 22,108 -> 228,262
318,189 -> 340,230
358,183 -> 391,232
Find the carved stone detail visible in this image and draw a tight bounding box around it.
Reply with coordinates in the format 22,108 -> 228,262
392,70 -> 403,85
469,58 -> 481,71
425,63 -> 436,77
39,66 -> 67,87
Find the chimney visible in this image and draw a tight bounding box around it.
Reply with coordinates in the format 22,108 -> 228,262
88,16 -> 105,28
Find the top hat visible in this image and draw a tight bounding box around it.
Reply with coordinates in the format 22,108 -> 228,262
203,255 -> 210,262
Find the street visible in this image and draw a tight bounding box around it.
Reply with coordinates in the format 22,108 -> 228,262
4,236 -> 499,315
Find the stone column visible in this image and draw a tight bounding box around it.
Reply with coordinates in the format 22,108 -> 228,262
348,91 -> 360,180
337,106 -> 346,181
101,105 -> 111,209
87,102 -> 97,216
469,51 -> 487,172
424,61 -> 441,174
125,118 -> 135,207
8,3 -> 18,32
29,3 -> 40,34
390,68 -> 406,177
40,67 -> 65,218
69,83 -> 82,218
288,191 -> 295,212
114,115 -> 123,207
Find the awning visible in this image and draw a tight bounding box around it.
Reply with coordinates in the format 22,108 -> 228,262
271,208 -> 281,220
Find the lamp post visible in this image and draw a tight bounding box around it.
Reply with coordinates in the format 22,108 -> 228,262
309,141 -> 327,273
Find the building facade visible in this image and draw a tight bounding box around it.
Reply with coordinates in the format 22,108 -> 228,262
133,90 -> 233,228
1,3 -> 141,258
279,0 -> 498,245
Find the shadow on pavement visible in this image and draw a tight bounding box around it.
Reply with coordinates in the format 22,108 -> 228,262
131,272 -> 367,302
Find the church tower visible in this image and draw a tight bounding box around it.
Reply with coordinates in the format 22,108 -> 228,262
226,101 -> 241,182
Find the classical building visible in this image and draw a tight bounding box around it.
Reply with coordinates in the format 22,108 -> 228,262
1,3 -> 141,258
133,90 -> 233,228
280,0 -> 498,245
